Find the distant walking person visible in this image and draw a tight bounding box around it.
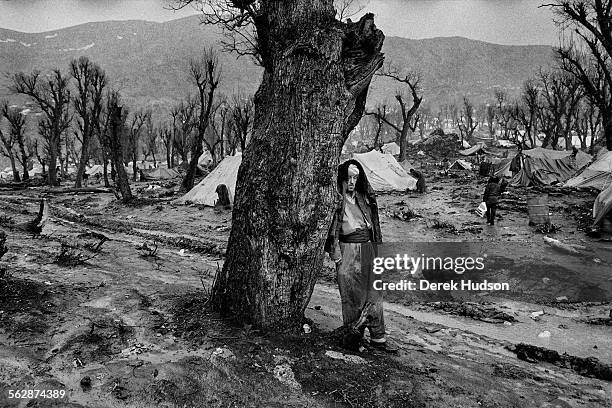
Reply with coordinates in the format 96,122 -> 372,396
482,176 -> 508,225
325,161 -> 398,353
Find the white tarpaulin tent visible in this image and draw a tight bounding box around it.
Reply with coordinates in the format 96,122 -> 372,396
177,154 -> 242,206
352,150 -> 417,192
381,142 -> 400,155
565,149 -> 612,191
86,164 -> 104,176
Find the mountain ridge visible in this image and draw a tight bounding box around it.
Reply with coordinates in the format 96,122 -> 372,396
0,15 -> 556,112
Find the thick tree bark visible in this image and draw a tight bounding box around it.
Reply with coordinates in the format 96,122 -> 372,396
8,155 -> 21,182
212,4 -> 384,329
109,106 -> 132,201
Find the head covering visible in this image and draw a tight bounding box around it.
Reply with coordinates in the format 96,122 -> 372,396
347,164 -> 360,177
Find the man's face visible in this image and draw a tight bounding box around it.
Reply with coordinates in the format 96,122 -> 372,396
347,173 -> 358,193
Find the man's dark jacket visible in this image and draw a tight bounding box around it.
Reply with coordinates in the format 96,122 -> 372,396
324,159 -> 382,256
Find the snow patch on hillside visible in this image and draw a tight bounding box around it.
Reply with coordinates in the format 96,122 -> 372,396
0,38 -> 16,43
45,33 -> 58,39
117,35 -> 123,39
60,42 -> 95,52
20,42 -> 33,47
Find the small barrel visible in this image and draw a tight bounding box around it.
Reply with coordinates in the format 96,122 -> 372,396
527,195 -> 550,225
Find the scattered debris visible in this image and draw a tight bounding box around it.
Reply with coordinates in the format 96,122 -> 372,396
555,296 -> 568,302
543,236 -> 583,255
428,302 -> 517,323
534,223 -> 560,234
324,350 -> 367,364
538,331 -> 551,339
391,207 -> 420,221
511,343 -> 612,381
54,243 -> 99,267
137,241 -> 158,257
273,363 -> 301,390
210,347 -> 236,362
530,310 -> 545,321
302,324 -> 311,334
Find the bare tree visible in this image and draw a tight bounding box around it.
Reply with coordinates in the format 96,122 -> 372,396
456,96 -> 479,144
173,1 -> 384,328
181,49 -> 220,192
535,69 -> 583,148
70,57 -> 107,187
364,103 -> 388,150
142,116 -> 159,166
367,64 -> 422,161
171,96 -> 198,165
11,70 -> 71,186
31,139 -> 47,175
104,91 -> 132,201
1,102 -> 31,180
0,118 -> 20,182
228,94 -> 253,153
335,0 -> 368,21
547,0 -> 612,150
494,89 -> 513,140
127,109 -> 149,181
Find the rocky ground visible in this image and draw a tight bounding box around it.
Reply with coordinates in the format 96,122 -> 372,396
0,171 -> 611,408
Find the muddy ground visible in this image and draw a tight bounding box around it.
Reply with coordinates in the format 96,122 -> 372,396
0,171 -> 611,408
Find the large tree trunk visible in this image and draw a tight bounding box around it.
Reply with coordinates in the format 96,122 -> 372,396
48,134 -> 59,186
398,126 -> 409,162
75,134 -> 90,188
212,5 -> 384,329
109,107 -> 132,201
8,155 -> 21,182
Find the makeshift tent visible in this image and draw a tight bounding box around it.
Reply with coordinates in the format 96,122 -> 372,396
352,150 -> 417,192
399,159 -> 415,173
497,140 -> 515,148
565,149 -> 612,191
86,165 -> 104,176
448,159 -> 472,171
177,154 -> 242,206
491,157 -> 512,178
459,143 -> 487,156
141,167 -> 181,181
381,142 -> 400,155
510,147 -> 592,187
592,183 -> 612,228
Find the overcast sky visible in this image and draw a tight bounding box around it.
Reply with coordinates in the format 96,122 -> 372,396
0,0 -> 559,45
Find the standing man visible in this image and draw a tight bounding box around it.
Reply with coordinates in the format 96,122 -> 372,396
325,160 -> 398,353
483,176 -> 508,226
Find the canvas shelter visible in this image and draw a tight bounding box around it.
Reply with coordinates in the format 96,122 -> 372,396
459,143 -> 487,156
510,147 -> 591,187
86,165 -> 104,176
491,157 -> 512,178
381,142 -> 400,155
565,149 -> 612,191
177,154 -> 242,206
141,167 -> 181,181
448,159 -> 472,171
351,150 -> 417,192
592,183 -> 612,229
